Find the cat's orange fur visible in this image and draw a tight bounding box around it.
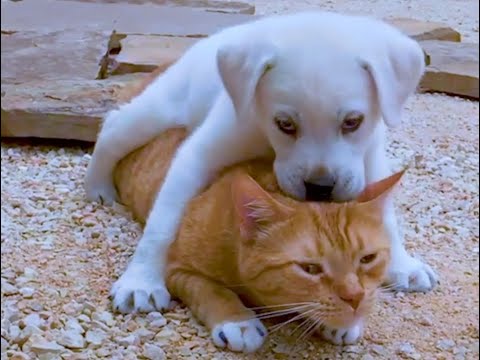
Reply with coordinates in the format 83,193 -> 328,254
113,124 -> 403,352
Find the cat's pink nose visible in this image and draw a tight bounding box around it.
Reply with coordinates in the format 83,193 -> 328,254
339,292 -> 364,310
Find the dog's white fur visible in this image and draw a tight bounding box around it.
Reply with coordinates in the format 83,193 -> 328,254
86,12 -> 437,320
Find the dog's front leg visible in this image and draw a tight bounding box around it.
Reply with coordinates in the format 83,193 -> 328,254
110,96 -> 267,313
364,129 -> 438,292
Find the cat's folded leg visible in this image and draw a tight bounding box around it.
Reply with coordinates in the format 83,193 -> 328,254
364,126 -> 438,292
167,270 -> 267,353
317,320 -> 364,345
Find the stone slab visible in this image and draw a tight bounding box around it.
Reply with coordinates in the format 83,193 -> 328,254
1,30 -> 110,84
386,18 -> 461,42
103,18 -> 463,77
419,41 -> 479,99
1,75 -> 144,142
108,35 -> 198,75
1,0 -> 254,37
61,0 -> 255,15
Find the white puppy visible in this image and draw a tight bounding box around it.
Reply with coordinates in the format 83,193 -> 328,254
86,12 -> 437,321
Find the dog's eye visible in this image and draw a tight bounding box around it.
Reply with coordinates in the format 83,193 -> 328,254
360,253 -> 377,264
299,263 -> 323,275
274,114 -> 297,136
341,112 -> 364,134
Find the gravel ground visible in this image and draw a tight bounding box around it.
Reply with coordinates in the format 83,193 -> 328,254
1,1 -> 479,359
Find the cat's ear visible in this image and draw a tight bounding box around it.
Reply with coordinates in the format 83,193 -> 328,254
231,172 -> 292,239
356,168 -> 407,212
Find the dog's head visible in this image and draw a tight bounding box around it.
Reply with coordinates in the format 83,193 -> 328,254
217,20 -> 424,202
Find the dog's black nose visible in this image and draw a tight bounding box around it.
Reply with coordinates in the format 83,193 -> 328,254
304,178 -> 335,202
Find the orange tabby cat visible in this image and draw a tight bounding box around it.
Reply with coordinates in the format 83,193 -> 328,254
113,127 -> 404,353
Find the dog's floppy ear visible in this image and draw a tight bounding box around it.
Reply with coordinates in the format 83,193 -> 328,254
216,40 -> 277,117
360,37 -> 425,128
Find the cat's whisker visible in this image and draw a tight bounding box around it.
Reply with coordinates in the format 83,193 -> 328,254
379,282 -> 402,291
256,305 -> 313,320
295,313 -> 324,344
289,317 -> 320,356
289,310 -> 327,338
376,288 -> 398,299
249,302 -> 313,311
268,306 -> 324,334
290,317 -> 313,337
268,311 -> 313,333
268,309 -> 316,333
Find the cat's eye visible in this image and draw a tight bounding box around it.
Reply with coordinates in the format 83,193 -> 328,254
341,111 -> 364,134
360,253 -> 377,264
274,113 -> 297,136
299,263 -> 323,275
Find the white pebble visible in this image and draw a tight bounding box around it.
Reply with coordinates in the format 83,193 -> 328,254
19,287 -> 35,299
21,314 -> 43,329
150,318 -> 167,329
29,335 -> 65,355
117,334 -> 138,347
1,337 -> 8,353
8,325 -> 22,343
437,339 -> 456,351
396,342 -> 421,360
85,329 -> 107,347
22,268 -> 38,279
64,318 -> 84,334
62,301 -> 83,316
143,343 -> 166,360
1,281 -> 18,295
92,311 -> 115,327
57,330 -> 86,349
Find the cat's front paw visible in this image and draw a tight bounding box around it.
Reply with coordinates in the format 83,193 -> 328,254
318,321 -> 364,345
111,263 -> 171,313
387,252 -> 438,292
212,318 -> 267,353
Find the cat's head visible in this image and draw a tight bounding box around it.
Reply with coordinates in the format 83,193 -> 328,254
231,169 -> 404,330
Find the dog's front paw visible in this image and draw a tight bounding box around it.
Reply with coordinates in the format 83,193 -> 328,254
84,163 -> 118,205
212,318 -> 267,353
387,252 -> 438,292
318,321 -> 364,345
84,179 -> 118,205
111,264 -> 171,313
